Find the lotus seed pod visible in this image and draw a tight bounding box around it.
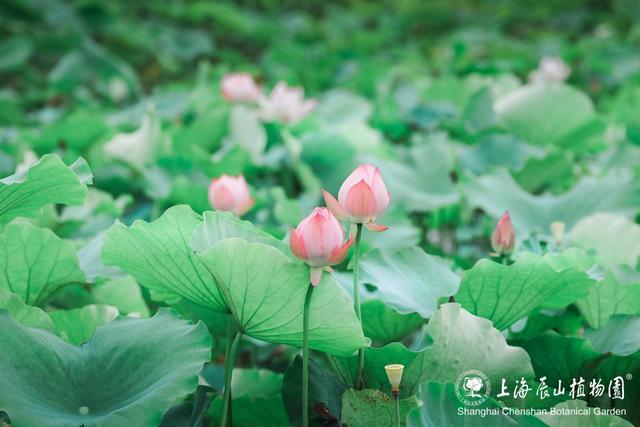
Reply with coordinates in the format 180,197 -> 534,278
385,364 -> 405,391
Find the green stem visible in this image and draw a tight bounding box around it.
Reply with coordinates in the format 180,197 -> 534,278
220,331 -> 242,427
224,317 -> 235,427
394,396 -> 400,427
353,223 -> 364,389
302,283 -> 314,427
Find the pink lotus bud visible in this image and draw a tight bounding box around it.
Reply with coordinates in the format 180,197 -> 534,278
290,207 -> 352,286
208,175 -> 255,216
322,164 -> 389,232
258,81 -> 316,124
220,73 -> 262,103
491,211 -> 515,256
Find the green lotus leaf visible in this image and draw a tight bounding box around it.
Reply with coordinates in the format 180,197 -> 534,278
494,83 -> 597,147
359,247 -> 460,318
0,309 -> 211,427
585,315 -> 640,357
341,389 -> 417,427
0,154 -> 90,224
407,381 -> 546,427
334,304 -> 534,402
362,300 -> 424,346
0,289 -> 54,331
49,304 -> 120,345
197,238 -> 367,356
456,252 -> 595,330
0,222 -> 85,306
463,169 -> 640,236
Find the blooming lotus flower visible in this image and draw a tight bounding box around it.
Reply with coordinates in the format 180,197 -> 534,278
529,56 -> 571,83
258,81 -> 316,124
220,73 -> 262,103
208,175 -> 254,216
491,211 -> 515,256
290,208 -> 352,286
323,163 -> 390,231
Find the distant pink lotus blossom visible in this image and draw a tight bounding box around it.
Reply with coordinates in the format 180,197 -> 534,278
258,81 -> 316,124
491,211 -> 515,256
208,174 -> 254,216
290,207 -> 352,285
323,163 -> 390,232
220,73 -> 262,102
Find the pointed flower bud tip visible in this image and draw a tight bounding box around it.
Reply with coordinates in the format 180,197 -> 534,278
550,221 -> 565,245
491,211 -> 515,256
385,363 -> 405,390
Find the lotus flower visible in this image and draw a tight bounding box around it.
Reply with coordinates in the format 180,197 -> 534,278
208,175 -> 254,216
529,56 -> 571,83
220,73 -> 262,103
491,211 -> 515,256
258,81 -> 316,124
290,208 -> 352,286
323,163 -> 390,231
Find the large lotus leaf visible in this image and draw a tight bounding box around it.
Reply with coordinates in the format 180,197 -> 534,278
102,205 -> 227,312
494,83 -> 596,146
0,223 -> 85,306
103,113 -> 163,171
577,263 -> 640,328
570,213 -> 640,268
0,289 -> 54,331
341,389 -> 417,427
463,169 -> 640,236
190,210 -> 290,255
585,316 -> 640,357
334,304 -> 534,401
362,300 -> 424,345
511,332 -> 605,388
92,277 -> 149,317
49,304 -> 120,345
282,356 -> 346,427
456,252 -> 595,330
0,309 -> 211,427
537,400 -> 632,427
0,154 -> 90,224
359,247 -> 460,318
197,238 -> 366,356
595,353 -> 640,425
407,382 -> 546,427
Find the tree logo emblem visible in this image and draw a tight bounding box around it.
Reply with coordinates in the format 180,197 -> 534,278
455,370 -> 491,406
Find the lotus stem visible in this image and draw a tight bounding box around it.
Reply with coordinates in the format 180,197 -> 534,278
394,395 -> 400,427
224,317 -> 235,427
302,283 -> 314,427
220,330 -> 242,427
353,223 -> 364,389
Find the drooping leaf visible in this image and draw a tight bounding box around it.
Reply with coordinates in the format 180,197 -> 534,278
0,289 -> 54,332
407,382 -> 546,427
103,113 -> 164,171
570,213 -> 640,268
0,309 -> 211,427
537,400 -> 632,427
197,238 -> 366,356
456,252 -> 595,330
49,304 -> 120,345
576,263 -> 640,328
190,210 -> 289,255
0,223 -> 85,306
282,356 -> 345,427
0,154 -> 90,224
92,277 -> 150,317
362,300 -> 424,346
463,169 -> 640,236
585,316 -> 640,357
334,304 -> 534,401
359,247 -> 460,318
341,389 -> 417,427
102,205 -> 227,312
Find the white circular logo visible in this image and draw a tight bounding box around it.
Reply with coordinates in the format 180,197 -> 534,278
455,370 -> 491,406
